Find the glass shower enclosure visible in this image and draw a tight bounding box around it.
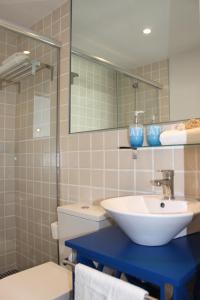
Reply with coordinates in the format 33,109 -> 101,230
0,22 -> 59,275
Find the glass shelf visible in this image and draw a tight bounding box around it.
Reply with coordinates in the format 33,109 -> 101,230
119,143 -> 200,150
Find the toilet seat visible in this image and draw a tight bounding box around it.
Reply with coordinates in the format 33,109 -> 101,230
0,262 -> 72,300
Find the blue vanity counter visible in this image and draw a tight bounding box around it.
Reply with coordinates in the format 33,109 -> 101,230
66,226 -> 200,300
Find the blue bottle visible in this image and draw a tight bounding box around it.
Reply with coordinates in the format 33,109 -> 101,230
129,111 -> 144,148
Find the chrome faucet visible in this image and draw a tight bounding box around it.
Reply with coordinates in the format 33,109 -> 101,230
151,170 -> 175,200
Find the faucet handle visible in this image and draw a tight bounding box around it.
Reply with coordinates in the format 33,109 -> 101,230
157,170 -> 174,178
158,169 -> 174,173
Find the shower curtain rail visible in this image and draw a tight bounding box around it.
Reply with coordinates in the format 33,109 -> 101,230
0,18 -> 61,48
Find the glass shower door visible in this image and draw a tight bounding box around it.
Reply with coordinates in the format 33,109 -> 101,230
0,27 -> 59,274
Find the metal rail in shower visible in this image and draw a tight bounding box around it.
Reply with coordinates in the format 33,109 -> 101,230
0,18 -> 61,48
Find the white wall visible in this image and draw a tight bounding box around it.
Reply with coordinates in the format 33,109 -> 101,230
170,47 -> 200,121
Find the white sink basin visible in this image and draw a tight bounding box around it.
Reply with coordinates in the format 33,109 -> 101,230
101,195 -> 200,246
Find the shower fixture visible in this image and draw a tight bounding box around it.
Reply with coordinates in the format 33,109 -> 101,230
132,80 -> 139,89
71,71 -> 79,84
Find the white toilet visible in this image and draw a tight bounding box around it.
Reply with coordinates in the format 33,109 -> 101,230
0,204 -> 110,300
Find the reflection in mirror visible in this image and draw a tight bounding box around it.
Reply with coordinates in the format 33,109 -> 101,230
117,73 -> 161,126
70,0 -> 200,134
70,52 -> 118,132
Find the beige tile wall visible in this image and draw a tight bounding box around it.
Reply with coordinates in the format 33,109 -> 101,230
33,1 -> 200,210
117,74 -> 136,127
71,53 -> 117,132
15,36 -> 58,270
117,74 -> 159,126
60,130 -> 189,204
118,59 -> 170,127
134,60 -> 170,122
0,28 -> 18,273
135,81 -> 159,124
71,54 -> 167,131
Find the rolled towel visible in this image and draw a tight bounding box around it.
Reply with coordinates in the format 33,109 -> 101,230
160,127 -> 200,145
160,130 -> 187,145
1,52 -> 29,65
0,52 -> 30,77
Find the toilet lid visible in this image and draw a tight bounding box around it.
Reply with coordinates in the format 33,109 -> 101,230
0,262 -> 72,300
57,203 -> 108,221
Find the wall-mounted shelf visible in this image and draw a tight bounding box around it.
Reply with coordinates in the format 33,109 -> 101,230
0,53 -> 53,93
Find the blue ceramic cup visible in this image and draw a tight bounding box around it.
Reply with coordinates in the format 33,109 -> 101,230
147,125 -> 161,146
129,127 -> 144,148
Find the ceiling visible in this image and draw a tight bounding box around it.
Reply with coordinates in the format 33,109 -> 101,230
0,0 -> 66,27
0,0 -> 199,70
72,0 -> 200,69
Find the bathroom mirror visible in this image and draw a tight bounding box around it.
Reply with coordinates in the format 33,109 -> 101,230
70,0 -> 200,133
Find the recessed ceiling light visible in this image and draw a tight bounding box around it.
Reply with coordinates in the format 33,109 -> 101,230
23,50 -> 30,54
143,28 -> 151,35
36,128 -> 41,132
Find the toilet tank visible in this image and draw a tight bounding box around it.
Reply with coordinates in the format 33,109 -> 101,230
57,204 -> 110,266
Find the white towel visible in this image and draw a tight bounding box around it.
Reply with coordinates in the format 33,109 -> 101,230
160,127 -> 200,146
160,129 -> 187,145
1,52 -> 29,65
0,52 -> 30,77
75,264 -> 148,300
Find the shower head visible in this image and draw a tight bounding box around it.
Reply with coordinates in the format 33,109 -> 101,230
71,72 -> 79,84
132,80 -> 138,89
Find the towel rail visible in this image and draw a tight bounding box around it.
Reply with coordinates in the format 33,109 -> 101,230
63,259 -> 158,300
0,58 -> 54,92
